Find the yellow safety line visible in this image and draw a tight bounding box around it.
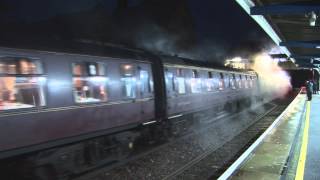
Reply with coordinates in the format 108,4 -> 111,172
295,101 -> 311,180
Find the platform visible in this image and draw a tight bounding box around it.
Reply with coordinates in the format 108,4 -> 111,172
218,93 -> 320,180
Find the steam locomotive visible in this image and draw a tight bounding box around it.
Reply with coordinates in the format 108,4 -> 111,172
0,44 -> 259,179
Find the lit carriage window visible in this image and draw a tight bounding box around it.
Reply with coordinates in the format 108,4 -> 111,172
175,68 -> 186,94
249,76 -> 254,88
72,62 -> 107,103
165,70 -> 174,93
0,57 -> 46,111
224,73 -> 230,89
190,69 -> 202,93
219,73 -> 224,90
244,75 -> 249,88
253,76 -> 256,87
237,75 -> 242,88
206,71 -> 214,92
231,74 -> 236,89
140,70 -> 151,94
121,64 -> 136,98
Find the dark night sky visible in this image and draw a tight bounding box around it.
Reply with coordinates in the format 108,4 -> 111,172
187,0 -> 274,57
0,0 -> 274,62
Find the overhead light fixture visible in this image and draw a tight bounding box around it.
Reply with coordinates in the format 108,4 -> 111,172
309,11 -> 317,27
316,46 -> 320,49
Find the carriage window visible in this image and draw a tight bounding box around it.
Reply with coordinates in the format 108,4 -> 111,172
0,57 -> 46,111
175,68 -> 186,94
72,62 -> 107,103
191,69 -> 202,93
219,73 -> 224,90
231,74 -> 236,89
165,70 -> 174,93
121,64 -> 136,98
73,62 -> 105,76
244,75 -> 248,88
250,76 -> 255,88
224,73 -> 230,89
252,76 -> 256,88
206,71 -> 214,92
140,70 -> 152,95
239,75 -> 243,88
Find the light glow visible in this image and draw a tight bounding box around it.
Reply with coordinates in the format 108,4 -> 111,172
251,53 -> 292,98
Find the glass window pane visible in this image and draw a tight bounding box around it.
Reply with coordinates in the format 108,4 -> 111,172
73,77 -> 108,103
0,77 -> 46,111
235,74 -> 240,88
140,70 -> 150,94
88,63 -> 97,76
231,74 -> 236,89
176,77 -> 186,94
7,63 -> 17,74
122,77 -> 136,98
73,63 -> 86,76
120,64 -> 136,98
72,62 -> 108,103
190,70 -> 201,93
224,73 -> 230,89
165,71 -> 174,92
244,75 -> 249,88
97,63 -> 106,76
219,73 -> 224,90
19,58 -> 43,74
249,76 -> 253,88
87,62 -> 106,76
206,72 -> 215,92
177,68 -> 184,77
0,58 -> 43,75
174,68 -> 186,94
191,78 -> 201,93
192,70 -> 198,78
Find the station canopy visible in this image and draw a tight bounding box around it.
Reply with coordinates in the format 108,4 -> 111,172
235,0 -> 320,68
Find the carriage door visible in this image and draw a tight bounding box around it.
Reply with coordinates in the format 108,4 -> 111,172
138,63 -> 155,121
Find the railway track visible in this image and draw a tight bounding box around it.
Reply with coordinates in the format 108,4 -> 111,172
72,104 -> 260,180
71,99 -> 289,180
162,103 -> 279,180
176,104 -> 290,180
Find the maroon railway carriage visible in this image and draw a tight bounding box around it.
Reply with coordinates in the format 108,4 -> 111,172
0,46 -> 162,159
0,45 -> 258,178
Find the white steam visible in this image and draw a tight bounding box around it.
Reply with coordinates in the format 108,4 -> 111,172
251,53 -> 292,98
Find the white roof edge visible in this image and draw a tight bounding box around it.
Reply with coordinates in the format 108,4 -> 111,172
235,0 -> 292,58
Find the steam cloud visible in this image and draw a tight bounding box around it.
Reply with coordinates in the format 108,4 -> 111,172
134,24 -> 227,64
251,53 -> 292,98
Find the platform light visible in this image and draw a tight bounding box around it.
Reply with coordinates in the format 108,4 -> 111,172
290,58 -> 296,63
225,57 -> 248,69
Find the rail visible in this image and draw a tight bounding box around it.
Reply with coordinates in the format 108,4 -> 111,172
218,89 -> 302,180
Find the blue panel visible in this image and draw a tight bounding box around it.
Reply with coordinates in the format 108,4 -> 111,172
280,41 -> 320,48
292,55 -> 320,59
251,4 -> 320,15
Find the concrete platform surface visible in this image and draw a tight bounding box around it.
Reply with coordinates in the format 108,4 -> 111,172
229,94 -> 306,180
